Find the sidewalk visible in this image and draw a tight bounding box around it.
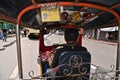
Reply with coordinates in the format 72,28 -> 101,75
84,38 -> 117,46
0,35 -> 16,51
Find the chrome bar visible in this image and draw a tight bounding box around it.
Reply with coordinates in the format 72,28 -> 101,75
116,26 -> 120,80
16,24 -> 23,79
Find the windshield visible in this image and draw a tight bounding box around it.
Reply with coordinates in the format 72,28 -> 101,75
44,30 -> 66,46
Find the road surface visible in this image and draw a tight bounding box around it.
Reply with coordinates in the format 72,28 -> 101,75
83,38 -> 117,69
0,35 -> 118,79
0,37 -> 39,80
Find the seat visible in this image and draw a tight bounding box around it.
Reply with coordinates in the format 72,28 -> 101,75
57,50 -> 91,80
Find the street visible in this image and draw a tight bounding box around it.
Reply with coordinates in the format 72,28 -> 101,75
0,39 -> 17,80
0,37 -> 40,80
0,35 -> 118,80
21,37 -> 39,79
83,38 -> 117,69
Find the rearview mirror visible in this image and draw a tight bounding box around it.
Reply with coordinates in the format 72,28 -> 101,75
40,28 -> 50,35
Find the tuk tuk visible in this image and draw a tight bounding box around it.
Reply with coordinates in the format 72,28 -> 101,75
0,0 -> 120,80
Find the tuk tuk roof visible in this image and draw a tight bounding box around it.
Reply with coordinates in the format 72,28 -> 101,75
0,0 -> 120,29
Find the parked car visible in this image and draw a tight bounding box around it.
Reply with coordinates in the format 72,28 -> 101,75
27,28 -> 39,39
55,30 -> 64,35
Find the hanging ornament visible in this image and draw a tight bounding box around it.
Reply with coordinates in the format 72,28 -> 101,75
72,12 -> 81,21
83,12 -> 92,20
61,12 -> 68,20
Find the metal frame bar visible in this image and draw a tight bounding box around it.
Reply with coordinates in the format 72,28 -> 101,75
16,24 -> 23,78
117,26 -> 120,80
16,2 -> 120,79
85,22 -> 117,29
81,3 -> 120,24
0,13 -> 33,28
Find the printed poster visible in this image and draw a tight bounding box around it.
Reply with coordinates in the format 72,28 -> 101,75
41,3 -> 60,22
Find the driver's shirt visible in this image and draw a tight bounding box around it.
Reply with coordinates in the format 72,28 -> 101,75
51,44 -> 88,68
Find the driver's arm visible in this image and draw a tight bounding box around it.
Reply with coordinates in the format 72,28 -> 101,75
46,51 -> 54,67
51,49 -> 63,68
46,48 -> 63,68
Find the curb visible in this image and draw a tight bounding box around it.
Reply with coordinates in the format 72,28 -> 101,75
84,38 -> 117,46
97,40 -> 117,46
0,40 -> 16,51
0,47 -> 5,51
3,40 -> 16,47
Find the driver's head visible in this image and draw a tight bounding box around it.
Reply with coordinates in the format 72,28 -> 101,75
64,28 -> 79,43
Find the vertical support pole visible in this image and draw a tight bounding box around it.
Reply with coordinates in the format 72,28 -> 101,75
94,29 -> 97,39
92,29 -> 95,39
116,26 -> 120,80
37,56 -> 43,77
78,28 -> 83,46
16,24 -> 23,79
97,28 -> 100,40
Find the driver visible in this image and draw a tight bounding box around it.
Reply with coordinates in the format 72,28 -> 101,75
46,28 -> 89,78
46,29 -> 89,80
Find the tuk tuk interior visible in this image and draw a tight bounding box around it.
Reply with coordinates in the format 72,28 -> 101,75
0,0 -> 120,80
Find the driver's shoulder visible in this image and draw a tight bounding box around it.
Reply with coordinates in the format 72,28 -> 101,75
76,46 -> 88,51
56,46 -> 64,49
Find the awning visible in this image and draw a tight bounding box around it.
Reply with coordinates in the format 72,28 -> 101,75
100,26 -> 118,31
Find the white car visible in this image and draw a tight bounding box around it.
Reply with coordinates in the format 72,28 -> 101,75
56,30 -> 64,35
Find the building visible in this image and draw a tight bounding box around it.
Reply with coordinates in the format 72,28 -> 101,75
84,26 -> 118,42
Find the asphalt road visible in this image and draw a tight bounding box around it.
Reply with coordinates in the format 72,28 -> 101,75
0,34 -> 118,80
0,37 -> 40,80
0,40 -> 17,80
83,38 -> 117,69
21,37 -> 39,79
